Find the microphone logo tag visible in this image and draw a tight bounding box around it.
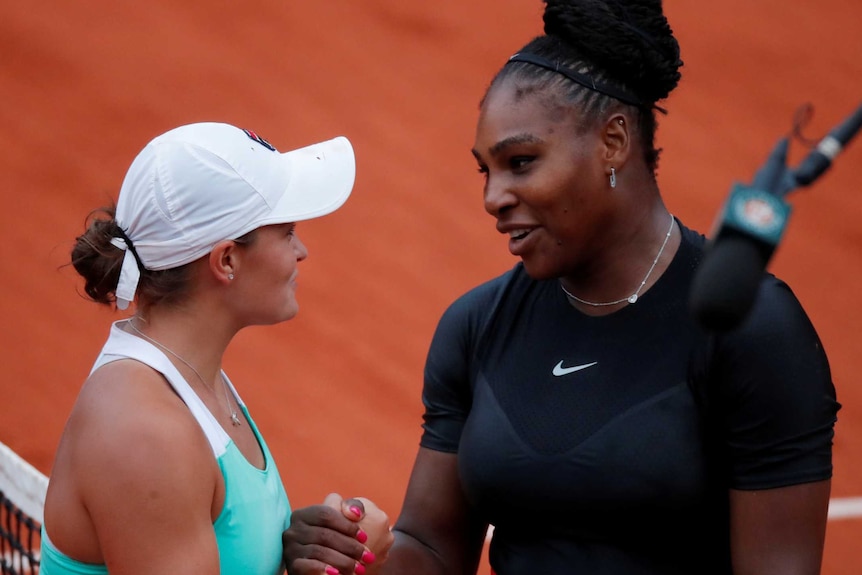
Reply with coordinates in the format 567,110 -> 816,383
724,184 -> 792,245
741,198 -> 778,229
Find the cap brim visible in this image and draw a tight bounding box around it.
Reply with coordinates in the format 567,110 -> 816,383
263,136 -> 355,224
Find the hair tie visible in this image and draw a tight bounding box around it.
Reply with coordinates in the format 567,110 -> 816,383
112,227 -> 145,271
109,227 -> 145,310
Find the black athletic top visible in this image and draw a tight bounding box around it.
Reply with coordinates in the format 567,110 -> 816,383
420,221 -> 839,574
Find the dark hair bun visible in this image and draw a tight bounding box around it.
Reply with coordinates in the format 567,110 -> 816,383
71,206 -> 125,305
543,0 -> 683,103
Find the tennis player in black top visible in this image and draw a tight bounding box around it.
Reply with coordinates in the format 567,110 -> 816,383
283,1 -> 840,574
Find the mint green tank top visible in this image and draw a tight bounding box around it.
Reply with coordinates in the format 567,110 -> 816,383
40,322 -> 291,574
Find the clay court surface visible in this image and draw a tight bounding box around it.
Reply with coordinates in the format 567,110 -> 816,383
1,1 -> 860,573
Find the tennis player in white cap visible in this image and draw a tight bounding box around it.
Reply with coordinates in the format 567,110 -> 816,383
41,123 -> 392,575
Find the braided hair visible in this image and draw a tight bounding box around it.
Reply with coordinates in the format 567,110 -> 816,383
487,0 -> 683,174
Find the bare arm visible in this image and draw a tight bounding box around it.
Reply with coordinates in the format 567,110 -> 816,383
59,363 -> 223,574
729,480 -> 831,575
379,448 -> 488,575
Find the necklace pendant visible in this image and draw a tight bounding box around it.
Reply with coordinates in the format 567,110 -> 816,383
230,412 -> 242,426
627,294 -> 638,304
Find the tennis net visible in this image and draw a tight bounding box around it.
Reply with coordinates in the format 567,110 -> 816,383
0,441 -> 48,575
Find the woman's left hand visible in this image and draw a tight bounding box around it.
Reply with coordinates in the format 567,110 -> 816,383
345,497 -> 394,570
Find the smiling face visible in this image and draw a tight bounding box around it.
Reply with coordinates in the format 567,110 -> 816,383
472,79 -> 615,280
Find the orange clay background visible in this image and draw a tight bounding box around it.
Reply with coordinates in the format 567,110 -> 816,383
1,1 -> 860,573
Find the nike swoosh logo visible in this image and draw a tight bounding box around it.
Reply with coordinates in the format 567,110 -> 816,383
552,360 -> 598,377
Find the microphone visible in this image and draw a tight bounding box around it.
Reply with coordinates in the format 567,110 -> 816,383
688,180 -> 792,332
794,104 -> 862,187
689,102 -> 862,332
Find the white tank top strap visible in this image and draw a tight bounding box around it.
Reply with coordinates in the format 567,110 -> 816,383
91,320 -> 231,457
221,372 -> 245,408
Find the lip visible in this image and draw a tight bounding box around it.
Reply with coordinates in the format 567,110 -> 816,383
509,231 -> 537,256
497,223 -> 539,257
496,221 -> 538,236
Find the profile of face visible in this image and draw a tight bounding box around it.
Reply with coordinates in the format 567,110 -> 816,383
228,223 -> 309,324
472,79 -> 615,280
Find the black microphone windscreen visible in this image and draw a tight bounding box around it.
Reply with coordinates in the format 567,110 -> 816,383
689,234 -> 768,332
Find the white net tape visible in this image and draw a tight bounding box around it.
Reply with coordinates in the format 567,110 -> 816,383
0,442 -> 49,525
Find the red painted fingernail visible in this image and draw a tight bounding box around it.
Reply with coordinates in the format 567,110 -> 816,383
349,505 -> 362,517
362,551 -> 376,564
355,563 -> 366,575
325,566 -> 339,575
356,529 -> 368,544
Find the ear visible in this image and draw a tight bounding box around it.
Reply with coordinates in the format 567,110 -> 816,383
601,113 -> 632,171
208,240 -> 239,285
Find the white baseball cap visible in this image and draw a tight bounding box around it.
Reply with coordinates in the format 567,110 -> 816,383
111,122 -> 355,309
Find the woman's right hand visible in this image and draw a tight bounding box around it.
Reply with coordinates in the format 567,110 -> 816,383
282,493 -> 390,575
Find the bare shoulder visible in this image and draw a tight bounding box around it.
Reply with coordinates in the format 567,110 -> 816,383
67,359 -> 219,510
71,359 -> 209,449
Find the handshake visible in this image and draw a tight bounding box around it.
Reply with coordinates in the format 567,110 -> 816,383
282,494 -> 395,575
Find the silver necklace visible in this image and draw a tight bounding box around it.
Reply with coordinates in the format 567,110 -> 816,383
560,214 -> 675,307
127,318 -> 242,426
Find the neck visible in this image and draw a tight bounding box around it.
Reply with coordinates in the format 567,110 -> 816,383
560,208 -> 679,313
129,306 -> 235,388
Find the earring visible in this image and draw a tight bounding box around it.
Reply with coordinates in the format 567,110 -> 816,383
610,167 -> 617,189
617,119 -> 624,125
228,273 -> 235,280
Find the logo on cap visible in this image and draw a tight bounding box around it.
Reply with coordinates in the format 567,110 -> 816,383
242,129 -> 276,151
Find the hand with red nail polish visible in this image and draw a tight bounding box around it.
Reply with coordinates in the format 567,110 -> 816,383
282,493 -> 379,575
333,495 -> 392,567
330,496 -> 392,573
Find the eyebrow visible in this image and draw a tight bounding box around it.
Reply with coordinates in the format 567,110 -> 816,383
472,133 -> 545,160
